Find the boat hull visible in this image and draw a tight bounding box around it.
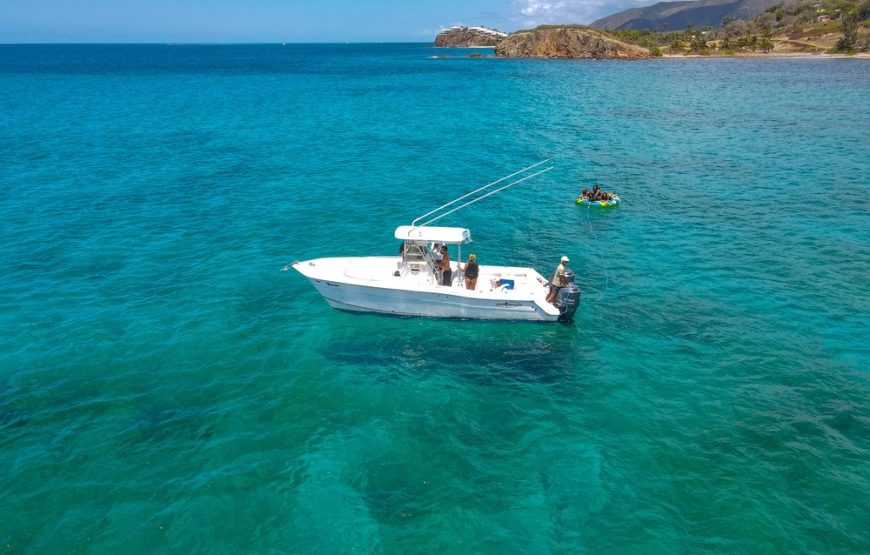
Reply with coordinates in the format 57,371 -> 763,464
292,257 -> 561,322
308,278 -> 558,321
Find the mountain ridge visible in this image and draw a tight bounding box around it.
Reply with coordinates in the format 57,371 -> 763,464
591,0 -> 782,30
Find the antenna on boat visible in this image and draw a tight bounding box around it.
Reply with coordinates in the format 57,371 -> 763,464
411,160 -> 552,228
414,162 -> 554,228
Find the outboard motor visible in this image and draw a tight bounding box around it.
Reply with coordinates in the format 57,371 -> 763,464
554,268 -> 581,322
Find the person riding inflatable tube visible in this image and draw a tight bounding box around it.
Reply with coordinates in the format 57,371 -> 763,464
576,195 -> 620,207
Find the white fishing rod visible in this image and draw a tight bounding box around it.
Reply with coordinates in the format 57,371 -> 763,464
418,166 -> 554,227
411,159 -> 550,227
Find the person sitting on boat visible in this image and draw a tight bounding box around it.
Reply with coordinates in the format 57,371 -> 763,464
546,255 -> 569,303
458,253 -> 479,290
438,244 -> 452,286
580,187 -> 591,200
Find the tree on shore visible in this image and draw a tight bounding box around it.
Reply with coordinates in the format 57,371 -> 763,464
690,33 -> 708,51
736,32 -> 759,51
760,28 -> 774,52
834,10 -> 858,51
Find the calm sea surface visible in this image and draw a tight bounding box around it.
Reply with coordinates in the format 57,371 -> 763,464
1,44 -> 868,553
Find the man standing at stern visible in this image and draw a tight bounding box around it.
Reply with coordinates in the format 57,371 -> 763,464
546,255 -> 569,303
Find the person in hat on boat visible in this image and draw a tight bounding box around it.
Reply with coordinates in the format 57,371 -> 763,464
546,255 -> 570,303
458,253 -> 479,290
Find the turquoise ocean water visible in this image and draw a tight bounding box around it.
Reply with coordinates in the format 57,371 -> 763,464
1,44 -> 868,553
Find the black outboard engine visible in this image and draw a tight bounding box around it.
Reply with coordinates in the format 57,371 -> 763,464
554,268 -> 581,322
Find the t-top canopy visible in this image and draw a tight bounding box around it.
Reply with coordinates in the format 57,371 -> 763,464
394,225 -> 471,244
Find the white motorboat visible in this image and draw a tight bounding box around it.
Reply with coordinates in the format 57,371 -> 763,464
290,161 -> 581,322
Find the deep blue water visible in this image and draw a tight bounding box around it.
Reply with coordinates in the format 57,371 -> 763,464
1,44 -> 868,553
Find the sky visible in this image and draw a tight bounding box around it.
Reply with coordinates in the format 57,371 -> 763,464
0,0 -> 654,43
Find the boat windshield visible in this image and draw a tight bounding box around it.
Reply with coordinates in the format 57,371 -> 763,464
403,243 -> 427,263
401,242 -> 438,276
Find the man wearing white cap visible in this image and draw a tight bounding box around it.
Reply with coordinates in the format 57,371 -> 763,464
546,255 -> 570,303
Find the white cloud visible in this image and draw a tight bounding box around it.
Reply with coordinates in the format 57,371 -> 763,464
512,0 -> 651,26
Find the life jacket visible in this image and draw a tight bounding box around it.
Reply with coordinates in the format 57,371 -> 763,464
465,261 -> 479,279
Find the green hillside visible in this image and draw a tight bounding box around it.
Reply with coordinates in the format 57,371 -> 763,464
605,0 -> 870,54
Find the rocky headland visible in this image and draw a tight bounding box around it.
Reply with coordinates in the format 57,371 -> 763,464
494,26 -> 651,59
435,26 -> 507,47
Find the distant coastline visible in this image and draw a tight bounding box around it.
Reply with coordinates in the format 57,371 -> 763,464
435,0 -> 869,61
433,24 -> 869,60
665,52 -> 870,58
432,48 -> 869,60
433,45 -> 496,49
